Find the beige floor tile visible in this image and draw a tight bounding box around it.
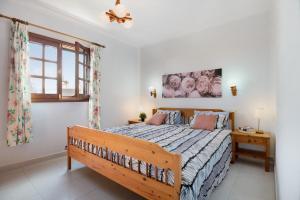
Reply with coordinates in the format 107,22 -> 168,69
0,156 -> 275,200
75,178 -> 145,200
0,169 -> 42,200
209,165 -> 239,200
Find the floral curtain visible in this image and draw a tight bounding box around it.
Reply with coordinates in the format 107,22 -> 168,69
88,45 -> 101,129
6,21 -> 32,147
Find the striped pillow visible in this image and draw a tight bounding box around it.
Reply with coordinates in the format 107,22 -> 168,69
157,110 -> 182,125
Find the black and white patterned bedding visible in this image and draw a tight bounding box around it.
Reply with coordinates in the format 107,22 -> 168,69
102,123 -> 232,200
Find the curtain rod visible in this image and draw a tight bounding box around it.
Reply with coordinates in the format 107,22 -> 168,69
0,13 -> 106,48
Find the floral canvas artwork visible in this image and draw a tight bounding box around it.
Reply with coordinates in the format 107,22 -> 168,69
162,68 -> 222,98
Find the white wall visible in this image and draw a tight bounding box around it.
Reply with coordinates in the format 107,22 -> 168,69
274,0 -> 300,199
140,12 -> 276,156
0,0 -> 140,167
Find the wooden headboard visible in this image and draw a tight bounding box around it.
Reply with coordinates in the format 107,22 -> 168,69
153,107 -> 235,131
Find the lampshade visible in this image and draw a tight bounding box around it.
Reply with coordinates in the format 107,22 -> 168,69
255,108 -> 264,119
113,4 -> 128,18
123,20 -> 133,29
102,0 -> 133,28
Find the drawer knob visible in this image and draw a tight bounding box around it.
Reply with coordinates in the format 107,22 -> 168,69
248,139 -> 251,143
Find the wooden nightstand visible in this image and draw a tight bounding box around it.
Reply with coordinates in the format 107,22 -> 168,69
128,119 -> 142,124
231,130 -> 271,172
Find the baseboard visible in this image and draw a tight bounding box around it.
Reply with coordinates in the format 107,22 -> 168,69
0,151 -> 66,173
274,163 -> 279,200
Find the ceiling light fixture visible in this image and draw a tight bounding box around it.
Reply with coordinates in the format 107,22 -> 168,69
102,0 -> 133,29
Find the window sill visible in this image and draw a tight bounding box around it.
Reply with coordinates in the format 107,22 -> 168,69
32,98 -> 89,103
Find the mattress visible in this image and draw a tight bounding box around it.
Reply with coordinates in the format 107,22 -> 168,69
102,123 -> 232,200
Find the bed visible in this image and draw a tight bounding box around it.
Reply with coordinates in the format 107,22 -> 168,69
66,108 -> 234,200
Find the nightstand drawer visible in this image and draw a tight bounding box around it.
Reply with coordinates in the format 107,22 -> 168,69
233,135 -> 265,145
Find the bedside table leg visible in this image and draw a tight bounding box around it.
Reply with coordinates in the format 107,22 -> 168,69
231,141 -> 236,163
235,143 -> 239,159
265,139 -> 270,172
265,157 -> 270,172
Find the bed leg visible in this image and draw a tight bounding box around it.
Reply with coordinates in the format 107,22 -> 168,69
67,156 -> 72,170
67,127 -> 72,170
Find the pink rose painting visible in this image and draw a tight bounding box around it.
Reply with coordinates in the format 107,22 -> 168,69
162,68 -> 222,98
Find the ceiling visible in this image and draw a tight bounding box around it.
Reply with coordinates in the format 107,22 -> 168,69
29,0 -> 271,47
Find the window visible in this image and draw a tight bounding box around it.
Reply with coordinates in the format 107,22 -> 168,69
29,33 -> 90,102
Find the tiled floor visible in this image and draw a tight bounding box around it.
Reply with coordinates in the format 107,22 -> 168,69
0,156 -> 275,200
210,158 -> 275,200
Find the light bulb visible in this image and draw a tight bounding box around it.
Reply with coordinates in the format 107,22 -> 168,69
148,86 -> 154,92
113,4 -> 128,18
123,20 -> 133,29
100,12 -> 110,24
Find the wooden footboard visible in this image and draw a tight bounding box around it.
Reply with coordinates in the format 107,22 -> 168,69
67,126 -> 182,200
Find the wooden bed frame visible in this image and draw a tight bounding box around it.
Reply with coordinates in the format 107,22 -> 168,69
67,108 -> 234,200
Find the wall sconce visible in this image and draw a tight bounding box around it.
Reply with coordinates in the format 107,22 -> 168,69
149,87 -> 157,98
230,85 -> 237,96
